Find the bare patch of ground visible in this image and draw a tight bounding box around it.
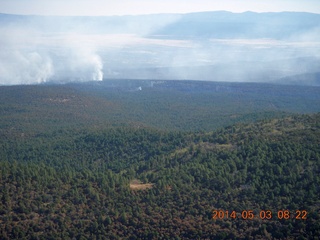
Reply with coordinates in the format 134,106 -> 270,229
129,179 -> 153,190
199,142 -> 235,151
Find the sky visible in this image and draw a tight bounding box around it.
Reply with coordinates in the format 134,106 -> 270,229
0,0 -> 320,16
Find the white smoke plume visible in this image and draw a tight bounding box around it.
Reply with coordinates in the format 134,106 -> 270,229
0,26 -> 104,85
51,46 -> 104,83
92,55 -> 104,81
0,49 -> 54,85
0,27 -> 53,85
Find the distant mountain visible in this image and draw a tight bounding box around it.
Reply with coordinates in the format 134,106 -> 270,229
151,11 -> 320,39
1,11 -> 319,39
0,12 -> 180,35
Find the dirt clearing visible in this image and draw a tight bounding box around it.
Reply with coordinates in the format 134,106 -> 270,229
130,179 -> 153,190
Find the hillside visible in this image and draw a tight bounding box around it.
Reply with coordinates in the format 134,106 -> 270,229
0,80 -> 319,238
0,111 -> 319,239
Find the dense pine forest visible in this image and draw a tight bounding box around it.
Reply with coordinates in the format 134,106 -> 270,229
0,80 -> 320,239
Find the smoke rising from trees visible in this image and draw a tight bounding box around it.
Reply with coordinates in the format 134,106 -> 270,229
0,26 -> 104,85
0,12 -> 319,85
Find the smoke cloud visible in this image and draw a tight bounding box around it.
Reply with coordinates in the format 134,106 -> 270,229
0,26 -> 104,85
1,12 -> 319,85
51,46 -> 104,83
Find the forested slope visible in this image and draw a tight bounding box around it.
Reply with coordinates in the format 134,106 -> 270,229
0,113 -> 319,239
1,81 -> 320,133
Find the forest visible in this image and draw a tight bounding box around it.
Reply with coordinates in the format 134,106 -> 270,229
0,80 -> 319,239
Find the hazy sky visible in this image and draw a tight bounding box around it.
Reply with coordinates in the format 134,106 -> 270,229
1,0 -> 320,16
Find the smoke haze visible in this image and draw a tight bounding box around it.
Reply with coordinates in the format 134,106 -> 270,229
0,12 -> 319,85
0,24 -> 104,85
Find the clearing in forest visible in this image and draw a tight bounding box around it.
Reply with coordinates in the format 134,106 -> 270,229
129,179 -> 153,190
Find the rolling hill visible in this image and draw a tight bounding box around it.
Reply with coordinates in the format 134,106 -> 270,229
0,97 -> 319,238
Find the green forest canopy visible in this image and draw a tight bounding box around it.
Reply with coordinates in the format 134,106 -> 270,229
0,81 -> 319,239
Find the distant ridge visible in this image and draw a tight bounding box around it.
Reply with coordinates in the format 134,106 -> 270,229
276,72 -> 320,86
1,11 -> 319,39
151,11 -> 320,39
